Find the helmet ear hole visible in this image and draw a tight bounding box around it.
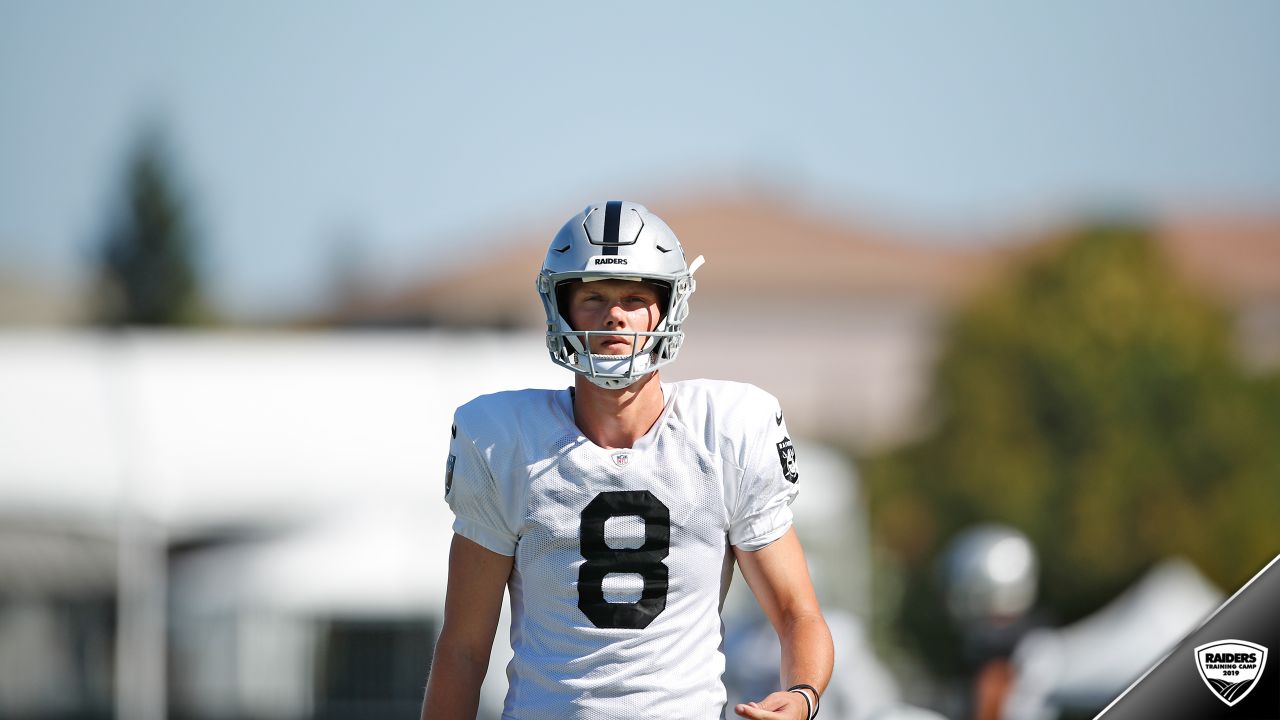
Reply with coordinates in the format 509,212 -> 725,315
554,280 -> 580,327
653,282 -> 671,320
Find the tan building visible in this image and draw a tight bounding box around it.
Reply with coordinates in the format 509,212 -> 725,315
346,195 -> 1280,452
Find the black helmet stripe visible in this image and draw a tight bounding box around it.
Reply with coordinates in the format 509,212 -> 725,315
602,200 -> 622,255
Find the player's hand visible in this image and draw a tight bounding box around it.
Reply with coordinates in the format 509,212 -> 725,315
733,691 -> 809,720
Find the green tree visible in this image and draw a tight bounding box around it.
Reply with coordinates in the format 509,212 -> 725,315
870,224 -> 1280,674
95,127 -> 207,326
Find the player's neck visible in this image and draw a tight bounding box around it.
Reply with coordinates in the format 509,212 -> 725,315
572,372 -> 665,449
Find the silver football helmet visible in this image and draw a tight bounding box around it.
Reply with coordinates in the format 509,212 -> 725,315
537,201 -> 704,389
942,524 -> 1039,625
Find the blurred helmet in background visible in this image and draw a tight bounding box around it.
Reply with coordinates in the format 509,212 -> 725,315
942,524 -> 1039,626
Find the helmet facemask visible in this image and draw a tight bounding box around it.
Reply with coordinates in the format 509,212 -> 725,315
539,274 -> 693,389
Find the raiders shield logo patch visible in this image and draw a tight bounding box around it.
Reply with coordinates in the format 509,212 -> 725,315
444,454 -> 456,496
1195,640 -> 1268,706
776,437 -> 798,483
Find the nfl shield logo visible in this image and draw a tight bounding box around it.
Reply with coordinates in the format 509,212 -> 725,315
611,451 -> 631,468
1195,639 -> 1268,706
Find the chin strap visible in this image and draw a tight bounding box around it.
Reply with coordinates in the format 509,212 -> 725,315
574,351 -> 655,388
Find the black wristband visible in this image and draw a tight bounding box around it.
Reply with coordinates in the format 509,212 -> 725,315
787,684 -> 820,720
787,689 -> 811,720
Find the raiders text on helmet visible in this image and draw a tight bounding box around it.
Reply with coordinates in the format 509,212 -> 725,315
536,201 -> 704,389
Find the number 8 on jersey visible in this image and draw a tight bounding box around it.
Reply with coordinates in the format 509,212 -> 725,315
578,490 -> 671,630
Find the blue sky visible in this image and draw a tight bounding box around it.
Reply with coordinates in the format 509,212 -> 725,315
2,1 -> 1278,319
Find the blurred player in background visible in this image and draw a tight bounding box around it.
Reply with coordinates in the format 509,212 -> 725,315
942,525 -> 1041,720
421,202 -> 833,720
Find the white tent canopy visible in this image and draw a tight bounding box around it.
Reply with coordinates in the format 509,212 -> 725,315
1003,558 -> 1224,718
0,330 -> 564,529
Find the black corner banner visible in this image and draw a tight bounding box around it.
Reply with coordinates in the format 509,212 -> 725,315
1098,554 -> 1280,720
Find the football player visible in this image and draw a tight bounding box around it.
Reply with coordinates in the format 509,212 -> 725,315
422,202 -> 833,720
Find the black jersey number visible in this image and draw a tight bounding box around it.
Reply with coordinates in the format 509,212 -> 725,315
578,490 -> 670,630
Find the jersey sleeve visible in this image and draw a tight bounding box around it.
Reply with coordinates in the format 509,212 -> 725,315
727,389 -> 800,551
444,413 -> 519,556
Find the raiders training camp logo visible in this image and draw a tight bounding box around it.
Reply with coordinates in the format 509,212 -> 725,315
776,437 -> 798,483
1195,639 -> 1268,706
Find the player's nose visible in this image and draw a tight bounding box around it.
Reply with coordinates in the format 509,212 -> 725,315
604,302 -> 628,328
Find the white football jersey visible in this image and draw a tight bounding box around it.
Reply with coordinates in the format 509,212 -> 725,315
444,379 -> 800,720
